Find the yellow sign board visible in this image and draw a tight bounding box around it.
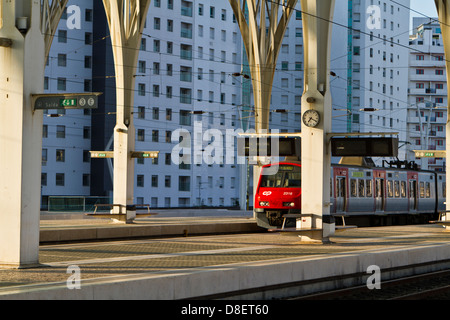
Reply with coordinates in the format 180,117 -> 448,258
413,150 -> 446,158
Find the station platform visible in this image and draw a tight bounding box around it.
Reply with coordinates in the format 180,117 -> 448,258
1,213 -> 450,300
39,210 -> 260,243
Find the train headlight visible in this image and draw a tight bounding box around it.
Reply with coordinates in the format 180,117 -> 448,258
259,201 -> 270,207
283,202 -> 295,207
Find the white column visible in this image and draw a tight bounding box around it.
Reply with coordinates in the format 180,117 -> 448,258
300,0 -> 335,242
0,0 -> 44,268
102,0 -> 151,222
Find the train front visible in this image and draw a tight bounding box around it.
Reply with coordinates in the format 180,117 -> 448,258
254,162 -> 301,229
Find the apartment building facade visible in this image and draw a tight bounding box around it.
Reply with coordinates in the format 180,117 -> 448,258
346,0 -> 410,164
41,0 -> 414,209
407,19 -> 447,171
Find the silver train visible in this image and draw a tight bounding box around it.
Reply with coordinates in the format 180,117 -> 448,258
254,159 -> 445,228
330,164 -> 445,225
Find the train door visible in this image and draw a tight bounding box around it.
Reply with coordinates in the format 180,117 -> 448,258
408,172 -> 418,212
374,170 -> 386,212
334,167 -> 348,213
375,178 -> 384,211
336,176 -> 347,212
409,180 -> 418,212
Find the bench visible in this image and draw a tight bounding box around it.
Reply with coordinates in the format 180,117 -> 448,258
430,210 -> 450,226
86,203 -> 157,223
334,215 -> 358,231
268,213 -> 357,233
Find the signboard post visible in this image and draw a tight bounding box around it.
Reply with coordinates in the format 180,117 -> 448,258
413,150 -> 446,158
32,93 -> 102,110
90,151 -> 159,159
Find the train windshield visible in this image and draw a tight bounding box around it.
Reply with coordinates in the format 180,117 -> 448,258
260,165 -> 301,188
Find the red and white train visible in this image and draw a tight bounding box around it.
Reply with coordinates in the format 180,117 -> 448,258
254,160 -> 445,228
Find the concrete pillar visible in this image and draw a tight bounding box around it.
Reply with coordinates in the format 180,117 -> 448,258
435,0 -> 450,229
0,0 -> 44,268
229,0 -> 297,217
102,0 -> 151,221
300,0 -> 336,242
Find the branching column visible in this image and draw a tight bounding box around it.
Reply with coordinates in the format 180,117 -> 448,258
435,0 -> 450,227
102,0 -> 150,220
229,0 -> 297,219
300,0 -> 335,241
229,0 -> 297,133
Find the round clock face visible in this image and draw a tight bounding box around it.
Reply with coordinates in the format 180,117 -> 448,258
302,109 -> 320,127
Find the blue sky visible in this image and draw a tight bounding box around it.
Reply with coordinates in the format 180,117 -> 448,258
410,0 -> 437,18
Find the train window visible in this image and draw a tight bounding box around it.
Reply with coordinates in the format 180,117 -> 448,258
284,172 -> 301,187
339,178 -> 346,197
350,179 -> 357,197
387,180 -> 393,197
260,165 -> 301,188
358,179 -> 365,197
376,179 -> 382,197
394,181 -> 400,198
419,182 -> 425,198
443,182 -> 446,197
426,182 -> 430,198
260,171 -> 284,188
401,181 -> 407,198
366,180 -> 373,197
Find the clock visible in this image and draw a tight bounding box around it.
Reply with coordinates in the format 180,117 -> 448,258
302,109 -> 320,127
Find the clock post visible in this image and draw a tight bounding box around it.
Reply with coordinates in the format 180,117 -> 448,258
300,0 -> 335,242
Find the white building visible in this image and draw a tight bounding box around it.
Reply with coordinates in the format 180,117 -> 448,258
41,0 -> 95,209
346,0 -> 410,164
407,19 -> 447,171
40,0 -> 413,210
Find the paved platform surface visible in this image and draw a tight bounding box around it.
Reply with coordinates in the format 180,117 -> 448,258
39,210 -> 260,242
1,217 -> 450,299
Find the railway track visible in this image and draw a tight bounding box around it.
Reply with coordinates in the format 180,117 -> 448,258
290,269 -> 450,300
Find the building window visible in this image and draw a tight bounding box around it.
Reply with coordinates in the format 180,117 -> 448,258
137,175 -> 145,187
151,175 -> 158,187
138,83 -> 146,96
58,54 -> 67,67
42,149 -> 47,166
179,176 -> 191,191
165,175 -> 171,188
57,78 -> 66,90
56,125 -> 65,138
83,126 -> 91,139
137,129 -> 145,141
83,174 -> 90,187
56,149 -> 65,162
55,173 -> 65,186
58,30 -> 67,43
152,130 -> 159,142
138,106 -> 145,119
179,110 -> 192,125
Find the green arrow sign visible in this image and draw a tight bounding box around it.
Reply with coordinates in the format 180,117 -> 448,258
60,99 -> 77,107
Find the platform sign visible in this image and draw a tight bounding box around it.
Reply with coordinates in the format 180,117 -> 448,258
32,93 -> 102,110
413,150 -> 446,158
237,137 -> 300,157
331,137 -> 399,157
90,151 -> 114,159
131,151 -> 159,159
